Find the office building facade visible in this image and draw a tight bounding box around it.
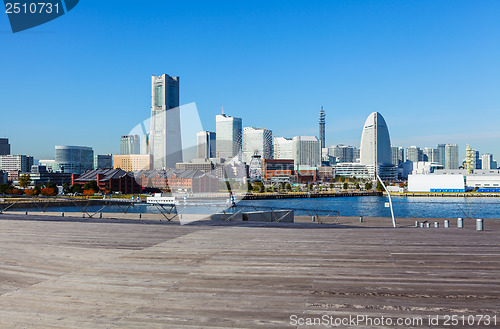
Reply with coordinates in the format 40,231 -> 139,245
120,135 -> 141,155
273,137 -> 293,159
149,74 -> 182,169
482,153 -> 494,170
292,136 -> 321,167
113,154 -> 153,172
196,131 -> 216,159
0,155 -> 34,173
444,144 -> 459,169
216,112 -> 242,159
94,154 -> 113,169
330,145 -> 354,163
55,145 -> 94,175
391,146 -> 404,166
0,138 -> 10,155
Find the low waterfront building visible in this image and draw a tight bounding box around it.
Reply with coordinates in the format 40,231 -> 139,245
318,166 -> 334,182
408,168 -> 500,192
137,169 -> 218,193
262,159 -> 294,183
28,165 -> 72,186
333,163 -> 370,179
72,169 -> 142,194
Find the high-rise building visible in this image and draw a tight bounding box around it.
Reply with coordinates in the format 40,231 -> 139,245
423,147 -> 438,162
444,144 -> 459,169
273,137 -> 294,159
242,127 -> 273,164
353,147 -> 360,163
359,112 -> 396,180
482,153 -> 494,170
142,133 -> 149,155
406,146 -> 423,163
470,149 -> 480,169
437,144 -> 446,167
149,74 -> 182,169
94,154 -> 113,169
319,106 -> 325,149
330,145 -> 354,163
0,155 -> 34,173
196,131 -> 216,159
216,110 -> 242,159
55,145 -> 94,174
292,136 -> 321,167
391,146 -> 404,166
0,138 -> 10,155
120,135 -> 141,155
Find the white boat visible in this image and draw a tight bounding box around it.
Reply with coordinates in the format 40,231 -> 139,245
146,193 -> 178,205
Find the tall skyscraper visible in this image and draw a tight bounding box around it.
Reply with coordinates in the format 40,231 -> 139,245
120,135 -> 141,155
391,146 -> 404,165
406,146 -> 422,163
149,74 -> 182,169
273,137 -> 293,159
216,110 -> 242,159
292,136 -> 321,167
319,106 -> 325,149
482,153 -> 494,170
437,144 -> 446,167
444,144 -> 459,169
196,131 -> 216,159
359,112 -> 396,179
423,147 -> 438,162
0,138 -> 10,155
242,127 -> 273,164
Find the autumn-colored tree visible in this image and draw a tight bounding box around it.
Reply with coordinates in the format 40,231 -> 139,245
40,187 -> 57,197
83,189 -> 94,196
6,187 -> 22,195
24,189 -> 36,196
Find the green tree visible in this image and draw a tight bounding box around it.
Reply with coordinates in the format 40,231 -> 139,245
71,184 -> 83,194
0,183 -> 11,194
343,182 -> 348,190
247,182 -> 253,192
63,183 -> 71,194
355,183 -> 360,189
365,182 -> 373,190
83,181 -> 99,193
19,174 -> 32,188
376,181 -> 384,192
285,183 -> 292,191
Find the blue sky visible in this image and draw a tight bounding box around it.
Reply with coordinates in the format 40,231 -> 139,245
1,0 -> 499,160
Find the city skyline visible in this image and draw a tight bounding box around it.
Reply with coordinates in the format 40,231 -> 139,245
1,1 -> 499,159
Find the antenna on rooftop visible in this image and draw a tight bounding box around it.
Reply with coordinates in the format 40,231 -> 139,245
221,106 -> 225,115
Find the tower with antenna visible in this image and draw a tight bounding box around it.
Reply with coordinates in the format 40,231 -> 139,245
319,106 -> 326,149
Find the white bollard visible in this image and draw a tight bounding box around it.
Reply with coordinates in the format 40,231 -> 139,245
457,218 -> 463,228
476,219 -> 484,231
415,220 -> 419,227
434,222 -> 439,228
444,220 -> 450,228
61,212 -> 64,217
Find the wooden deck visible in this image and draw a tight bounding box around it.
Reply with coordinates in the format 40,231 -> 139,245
0,214 -> 498,328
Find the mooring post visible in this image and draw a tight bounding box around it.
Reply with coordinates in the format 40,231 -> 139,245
476,219 -> 483,231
